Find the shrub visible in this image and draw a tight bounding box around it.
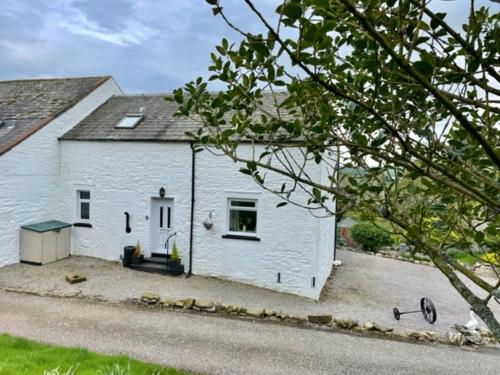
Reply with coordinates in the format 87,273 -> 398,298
171,241 -> 179,261
350,222 -> 393,253
481,252 -> 499,266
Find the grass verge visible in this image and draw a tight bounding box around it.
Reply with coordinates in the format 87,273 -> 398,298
0,334 -> 190,375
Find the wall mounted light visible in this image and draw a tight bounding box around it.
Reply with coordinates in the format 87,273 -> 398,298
159,187 -> 165,198
202,210 -> 214,230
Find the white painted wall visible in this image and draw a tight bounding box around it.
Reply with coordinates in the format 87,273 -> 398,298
57,141 -> 193,262
193,146 -> 334,299
58,140 -> 334,298
0,79 -> 122,267
316,152 -> 336,292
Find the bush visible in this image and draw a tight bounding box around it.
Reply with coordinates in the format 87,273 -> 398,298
350,222 -> 393,253
481,251 -> 499,266
171,241 -> 179,261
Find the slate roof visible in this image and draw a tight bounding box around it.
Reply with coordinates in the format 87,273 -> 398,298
0,76 -> 111,156
61,93 -> 290,142
61,94 -> 201,142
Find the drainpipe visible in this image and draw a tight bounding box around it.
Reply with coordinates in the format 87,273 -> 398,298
187,142 -> 196,278
333,145 -> 340,261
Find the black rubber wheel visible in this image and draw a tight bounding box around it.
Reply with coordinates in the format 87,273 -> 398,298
393,307 -> 401,320
420,297 -> 437,324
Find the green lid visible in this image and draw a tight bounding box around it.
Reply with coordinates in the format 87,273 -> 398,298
21,220 -> 72,233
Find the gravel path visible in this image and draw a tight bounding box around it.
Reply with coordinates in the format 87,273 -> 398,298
0,249 -> 498,336
1,291 -> 498,375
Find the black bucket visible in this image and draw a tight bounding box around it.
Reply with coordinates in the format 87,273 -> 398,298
123,246 -> 136,267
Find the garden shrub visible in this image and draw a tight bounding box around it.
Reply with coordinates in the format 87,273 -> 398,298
481,251 -> 499,266
171,241 -> 179,261
350,222 -> 393,253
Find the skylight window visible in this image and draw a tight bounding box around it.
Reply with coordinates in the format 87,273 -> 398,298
115,113 -> 143,129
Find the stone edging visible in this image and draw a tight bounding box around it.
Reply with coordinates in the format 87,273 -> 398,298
138,292 -> 498,349
2,286 -> 496,349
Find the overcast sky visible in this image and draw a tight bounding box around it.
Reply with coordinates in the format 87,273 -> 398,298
1,0 -> 497,93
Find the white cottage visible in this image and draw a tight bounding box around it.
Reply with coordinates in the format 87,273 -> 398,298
0,76 -> 335,299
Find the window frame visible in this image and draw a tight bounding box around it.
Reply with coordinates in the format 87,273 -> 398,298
77,190 -> 91,222
114,113 -> 144,129
226,198 -> 259,236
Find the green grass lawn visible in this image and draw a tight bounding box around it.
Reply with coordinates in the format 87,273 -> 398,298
0,334 -> 189,375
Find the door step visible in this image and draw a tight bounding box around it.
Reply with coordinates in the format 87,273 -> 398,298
151,252 -> 169,259
129,262 -> 184,276
130,255 -> 184,276
143,256 -> 168,265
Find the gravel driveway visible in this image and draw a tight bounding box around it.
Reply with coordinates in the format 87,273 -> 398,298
0,249 -> 498,336
2,291 -> 499,375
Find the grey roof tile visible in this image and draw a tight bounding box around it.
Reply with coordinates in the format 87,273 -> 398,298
0,76 -> 111,155
61,94 -> 201,142
61,93 -> 290,142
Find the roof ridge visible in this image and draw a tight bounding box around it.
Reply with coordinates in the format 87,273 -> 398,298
117,93 -> 171,97
0,75 -> 112,83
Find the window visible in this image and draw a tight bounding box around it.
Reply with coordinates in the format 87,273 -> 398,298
77,190 -> 90,221
115,114 -> 143,129
227,199 -> 258,234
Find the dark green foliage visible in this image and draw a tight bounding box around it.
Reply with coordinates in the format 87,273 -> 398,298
351,222 -> 393,253
174,0 -> 500,338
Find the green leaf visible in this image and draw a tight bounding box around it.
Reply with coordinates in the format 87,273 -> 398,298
413,60 -> 433,76
205,0 -> 218,5
221,129 -> 235,138
367,185 -> 383,194
212,7 -> 222,16
279,3 -> 302,21
371,136 -> 387,147
386,0 -> 397,6
430,13 -> 446,29
312,187 -> 322,201
239,168 -> 253,176
467,59 -> 480,73
216,45 -> 225,55
276,202 -> 288,208
250,41 -> 269,57
474,231 -> 485,244
173,89 -> 183,104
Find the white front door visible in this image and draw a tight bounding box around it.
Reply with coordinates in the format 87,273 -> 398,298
151,198 -> 174,252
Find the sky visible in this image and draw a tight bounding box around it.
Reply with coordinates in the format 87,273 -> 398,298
0,0 -> 498,94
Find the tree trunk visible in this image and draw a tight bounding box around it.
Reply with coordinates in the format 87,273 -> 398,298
428,250 -> 500,340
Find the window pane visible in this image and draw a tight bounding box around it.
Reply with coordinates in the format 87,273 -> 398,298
81,202 -> 90,219
160,207 -> 163,228
229,209 -> 257,233
115,115 -> 143,129
230,200 -> 256,208
80,191 -> 90,200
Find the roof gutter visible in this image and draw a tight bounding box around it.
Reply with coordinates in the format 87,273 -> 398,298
186,142 -> 196,278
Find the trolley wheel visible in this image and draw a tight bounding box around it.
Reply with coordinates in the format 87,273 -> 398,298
420,297 -> 437,324
393,307 -> 401,320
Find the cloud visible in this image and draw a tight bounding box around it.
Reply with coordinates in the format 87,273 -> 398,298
0,0 -> 498,93
59,14 -> 156,46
